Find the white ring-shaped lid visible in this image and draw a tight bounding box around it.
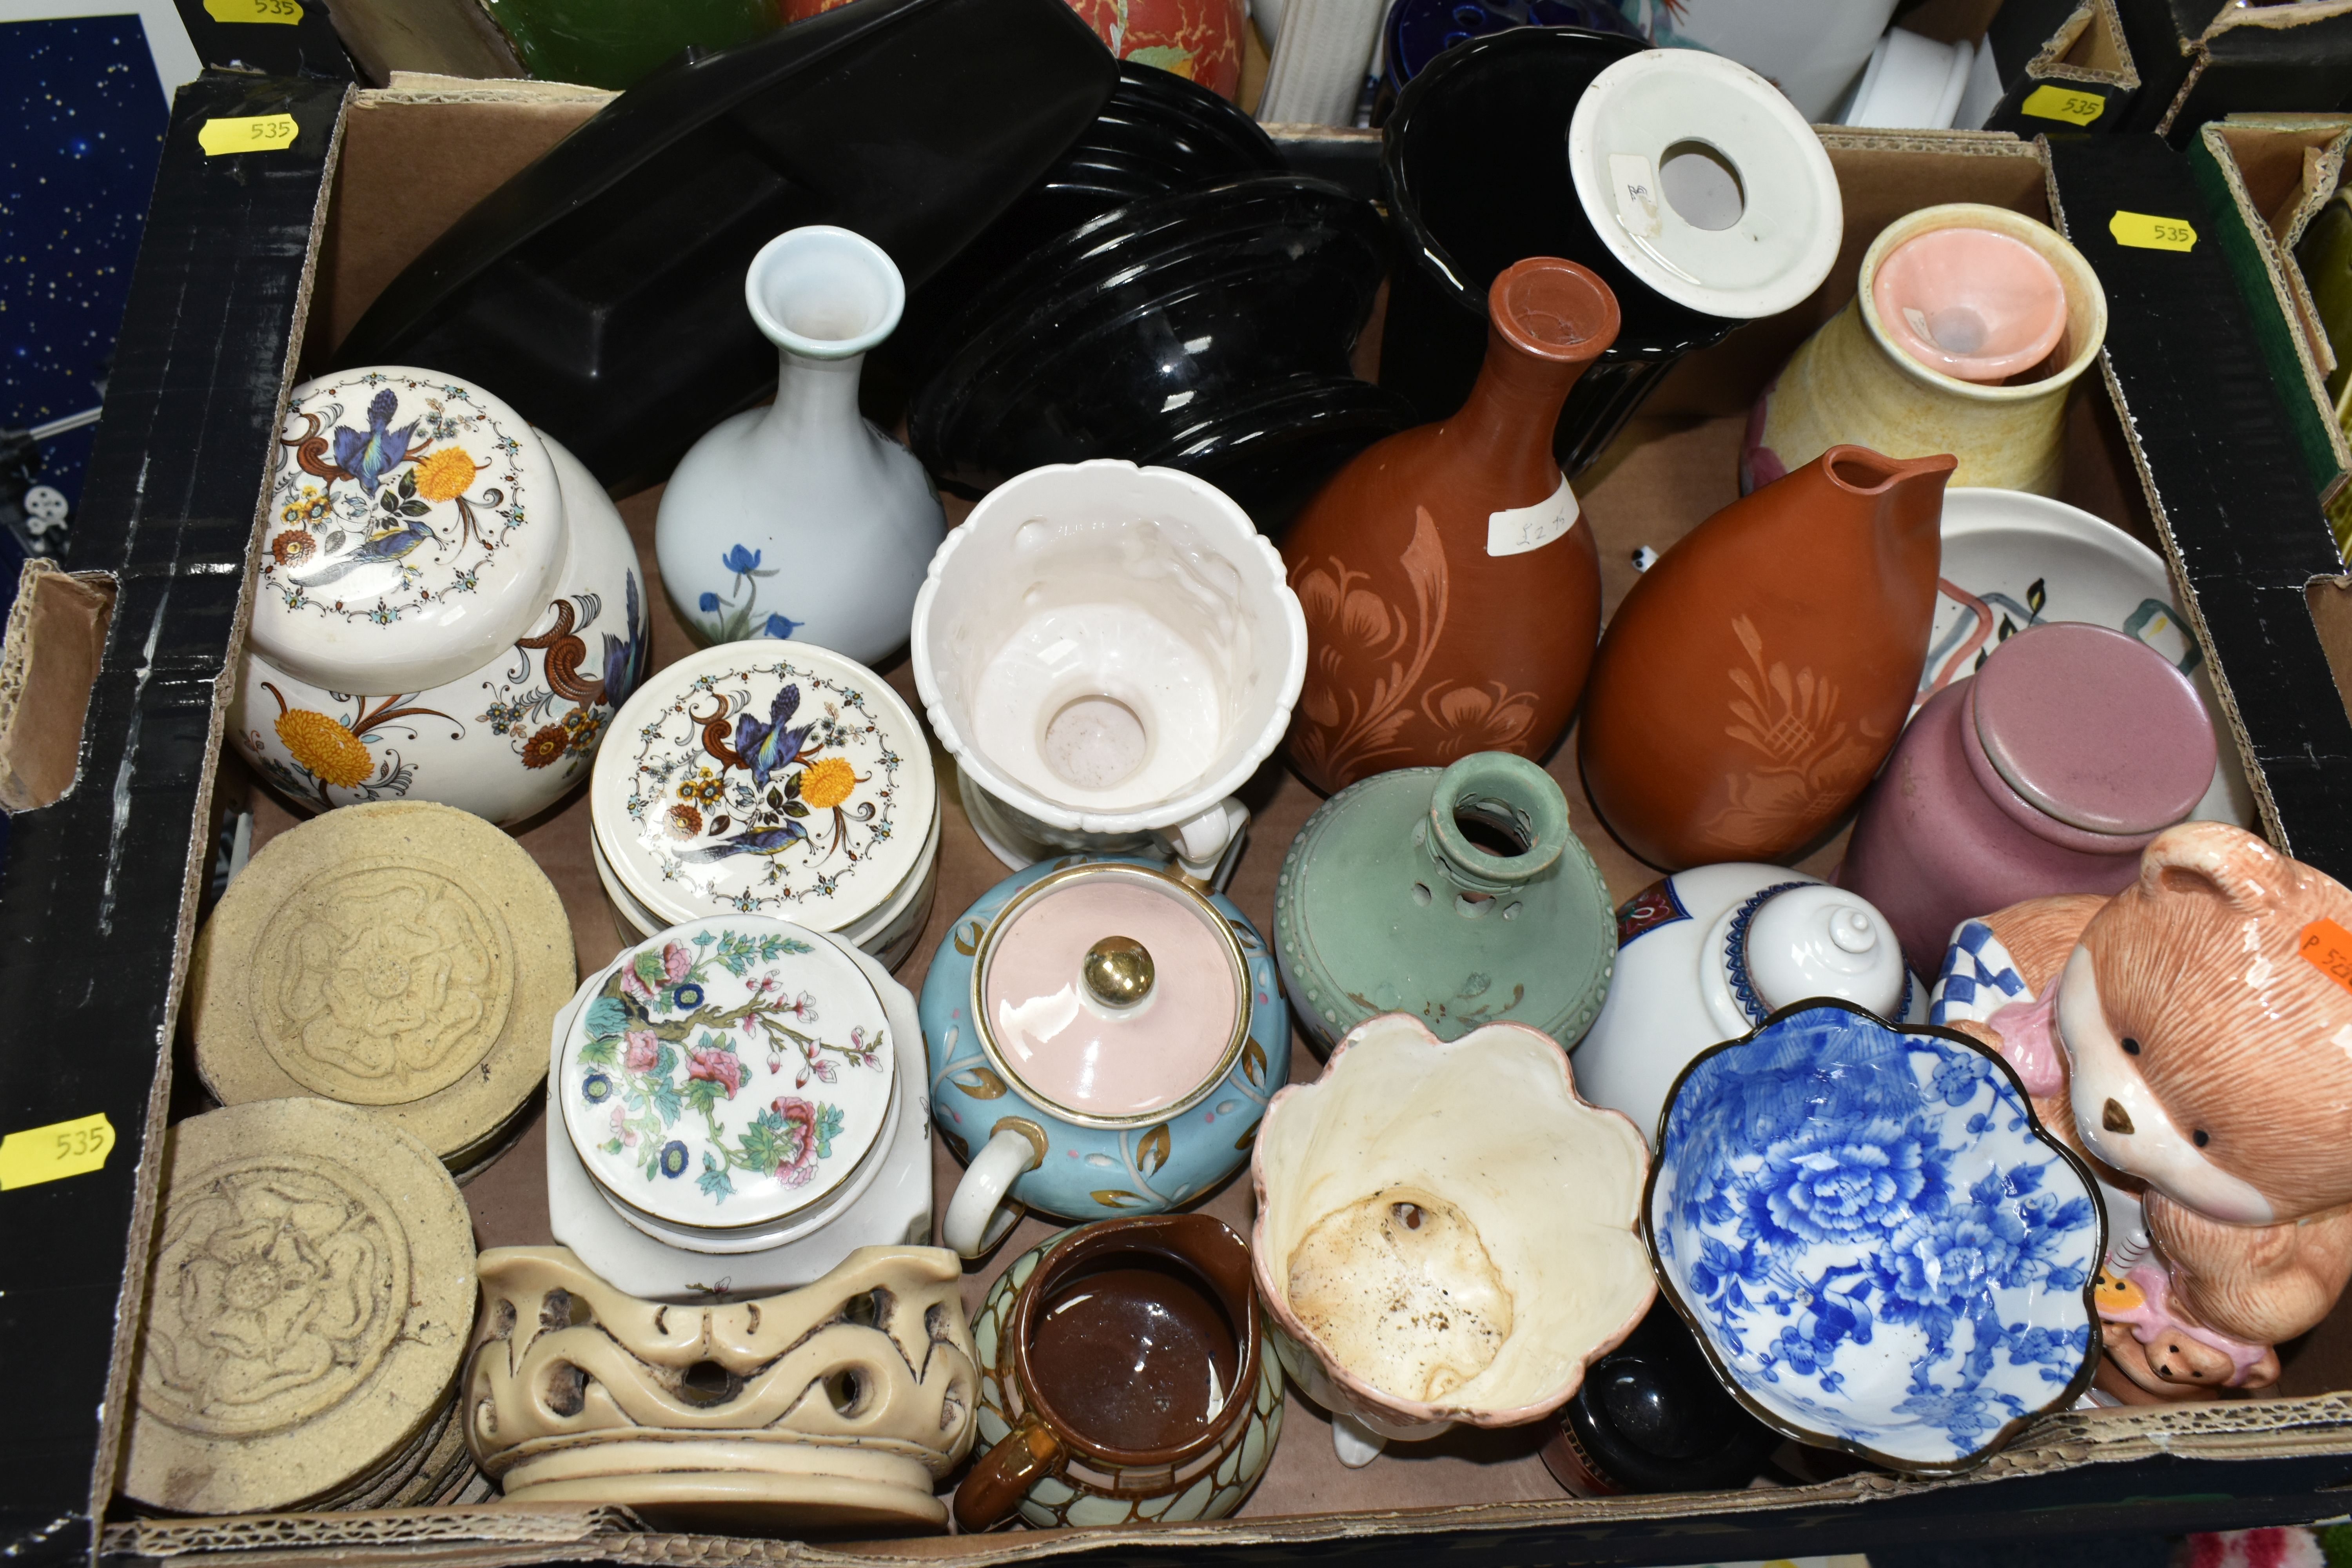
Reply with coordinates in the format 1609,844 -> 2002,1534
590,639 -> 938,934
252,367 -> 566,695
557,917 -> 897,1233
745,225 -> 906,361
1567,49 -> 1844,321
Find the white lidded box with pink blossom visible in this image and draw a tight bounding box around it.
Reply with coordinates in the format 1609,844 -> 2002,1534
556,916 -> 900,1247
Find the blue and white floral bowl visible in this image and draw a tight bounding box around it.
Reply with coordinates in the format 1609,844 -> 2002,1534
1646,1000 -> 2102,1474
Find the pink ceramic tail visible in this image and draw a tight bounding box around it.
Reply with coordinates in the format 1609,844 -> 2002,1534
1987,991 -> 2064,1098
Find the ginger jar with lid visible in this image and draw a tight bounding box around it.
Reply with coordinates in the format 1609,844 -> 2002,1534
921,857 -> 1289,1256
230,365 -> 647,826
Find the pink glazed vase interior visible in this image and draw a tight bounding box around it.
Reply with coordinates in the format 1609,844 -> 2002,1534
1871,225 -> 2070,383
980,874 -> 1239,1117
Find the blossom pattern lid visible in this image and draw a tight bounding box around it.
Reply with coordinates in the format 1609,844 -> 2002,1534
557,918 -> 897,1230
254,367 -> 565,695
593,641 -> 936,933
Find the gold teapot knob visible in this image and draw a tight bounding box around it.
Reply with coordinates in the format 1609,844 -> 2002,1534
1083,936 -> 1154,1008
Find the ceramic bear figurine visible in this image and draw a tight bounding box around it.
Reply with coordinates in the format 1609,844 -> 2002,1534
1931,821 -> 2352,1402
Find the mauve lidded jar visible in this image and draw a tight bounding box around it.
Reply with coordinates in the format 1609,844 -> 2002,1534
1840,619 -> 2218,975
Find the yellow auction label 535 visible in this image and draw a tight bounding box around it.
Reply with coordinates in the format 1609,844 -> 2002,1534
2020,84 -> 2105,126
2109,211 -> 2197,253
204,0 -> 304,21
0,1111 -> 116,1191
198,114 -> 299,156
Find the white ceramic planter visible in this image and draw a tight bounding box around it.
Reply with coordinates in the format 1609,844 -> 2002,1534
910,459 -> 1306,883
656,227 -> 946,666
232,370 -> 646,826
1251,1013 -> 1653,1466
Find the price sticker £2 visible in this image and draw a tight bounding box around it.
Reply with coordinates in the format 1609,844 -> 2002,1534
0,1111 -> 116,1191
198,113 -> 298,156
2109,211 -> 2198,253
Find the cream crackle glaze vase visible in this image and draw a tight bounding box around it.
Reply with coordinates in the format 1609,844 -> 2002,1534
1744,203 -> 2107,498
657,226 -> 947,666
231,366 -> 646,826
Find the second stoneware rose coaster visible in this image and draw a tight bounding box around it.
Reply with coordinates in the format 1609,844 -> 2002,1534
190,800 -> 576,1174
121,1098 -> 477,1514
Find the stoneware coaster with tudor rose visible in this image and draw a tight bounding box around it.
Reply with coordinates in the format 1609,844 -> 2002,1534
122,1098 -> 477,1514
189,800 -> 577,1177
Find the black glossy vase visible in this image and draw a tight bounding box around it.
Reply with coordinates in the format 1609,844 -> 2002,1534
908,174 -> 1407,531
894,62 -> 1288,391
1380,27 -> 1740,479
1541,1301 -> 1782,1495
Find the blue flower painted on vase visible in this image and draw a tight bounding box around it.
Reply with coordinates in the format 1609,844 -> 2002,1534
695,543 -> 801,645
1648,1001 -> 2101,1473
660,1140 -> 690,1178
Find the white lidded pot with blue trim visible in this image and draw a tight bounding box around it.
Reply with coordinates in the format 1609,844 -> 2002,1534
1573,863 -> 1927,1143
922,855 -> 1289,1256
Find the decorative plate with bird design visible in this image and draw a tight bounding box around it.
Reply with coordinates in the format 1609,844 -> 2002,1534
253,367 -> 564,694
593,641 -> 937,935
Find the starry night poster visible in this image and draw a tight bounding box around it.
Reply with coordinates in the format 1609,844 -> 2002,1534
2,13 -> 169,545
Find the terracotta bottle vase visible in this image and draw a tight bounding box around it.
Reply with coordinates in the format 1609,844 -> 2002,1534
1577,445 -> 1958,869
1282,256 -> 1620,795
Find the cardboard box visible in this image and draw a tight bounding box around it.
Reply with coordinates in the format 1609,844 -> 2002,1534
1893,0 -> 2143,136
2114,0 -> 2352,142
11,70 -> 2352,1568
2190,113 -> 2352,547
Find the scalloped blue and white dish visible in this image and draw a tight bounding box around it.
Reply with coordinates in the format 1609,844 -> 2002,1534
1646,1000 -> 2102,1474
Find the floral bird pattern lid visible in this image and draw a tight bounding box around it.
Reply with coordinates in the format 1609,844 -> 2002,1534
557,918 -> 897,1231
592,641 -> 937,934
253,367 -> 565,695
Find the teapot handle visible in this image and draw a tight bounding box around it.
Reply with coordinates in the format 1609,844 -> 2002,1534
1158,797 -> 1249,889
941,1125 -> 1037,1258
953,1412 -> 1064,1532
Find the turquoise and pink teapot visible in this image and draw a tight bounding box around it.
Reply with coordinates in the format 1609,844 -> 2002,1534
922,856 -> 1289,1255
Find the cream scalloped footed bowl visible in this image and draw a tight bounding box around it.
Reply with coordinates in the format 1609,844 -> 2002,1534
908,458 -> 1305,876
1250,1013 -> 1653,1460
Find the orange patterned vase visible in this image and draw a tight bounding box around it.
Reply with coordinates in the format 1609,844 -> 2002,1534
1281,257 -> 1620,795
1577,445 -> 1956,869
785,0 -> 1246,98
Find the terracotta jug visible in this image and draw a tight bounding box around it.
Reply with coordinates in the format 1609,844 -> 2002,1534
1578,445 -> 1956,869
1283,256 -> 1620,795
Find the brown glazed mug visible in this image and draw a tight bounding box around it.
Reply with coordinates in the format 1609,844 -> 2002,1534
955,1214 -> 1285,1530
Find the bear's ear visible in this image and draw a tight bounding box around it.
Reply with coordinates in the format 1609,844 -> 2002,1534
2135,822 -> 2292,916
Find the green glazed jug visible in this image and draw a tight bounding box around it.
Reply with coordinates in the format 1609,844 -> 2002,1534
1273,752 -> 1615,1053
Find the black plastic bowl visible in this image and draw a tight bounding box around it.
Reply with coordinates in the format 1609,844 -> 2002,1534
910,175 -> 1387,499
